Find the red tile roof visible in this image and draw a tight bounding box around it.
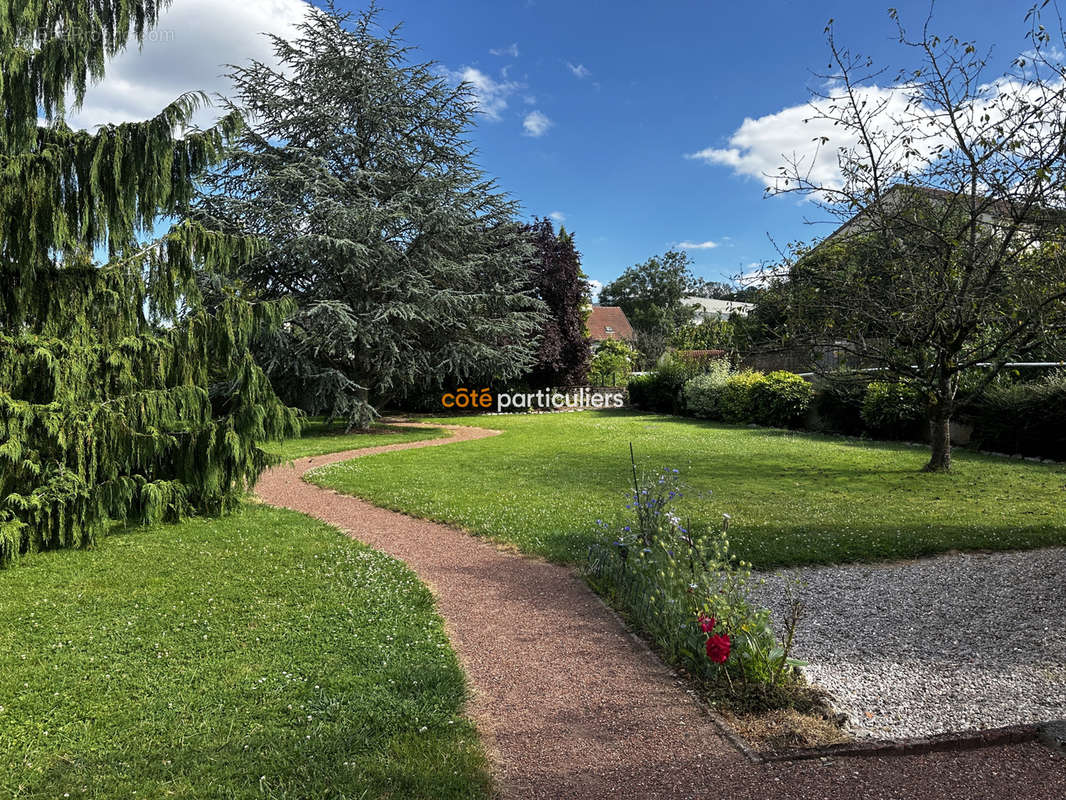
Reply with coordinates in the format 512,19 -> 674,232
587,306 -> 635,342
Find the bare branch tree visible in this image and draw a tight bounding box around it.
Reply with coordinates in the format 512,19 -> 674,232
767,2 -> 1066,471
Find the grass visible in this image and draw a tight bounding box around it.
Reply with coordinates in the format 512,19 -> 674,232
0,505 -> 491,800
309,410 -> 1066,568
262,420 -> 447,460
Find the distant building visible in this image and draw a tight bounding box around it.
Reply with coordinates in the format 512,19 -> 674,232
587,305 -> 636,346
681,296 -> 755,323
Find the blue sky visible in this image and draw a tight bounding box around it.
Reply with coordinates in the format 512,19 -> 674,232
339,0 -> 1047,291
74,0 -> 1049,292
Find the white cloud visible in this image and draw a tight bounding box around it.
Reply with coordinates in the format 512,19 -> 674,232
522,110 -> 553,137
549,211 -> 566,222
446,67 -> 521,121
567,62 -> 591,79
678,240 -> 719,250
687,85 -> 916,192
688,78 -> 1066,194
65,0 -> 311,131
490,43 -> 519,58
737,263 -> 788,287
587,279 -> 603,303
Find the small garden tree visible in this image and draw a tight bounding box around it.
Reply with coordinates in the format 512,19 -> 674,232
196,6 -> 544,426
0,1 -> 297,565
525,220 -> 592,388
768,6 -> 1066,471
588,340 -> 638,387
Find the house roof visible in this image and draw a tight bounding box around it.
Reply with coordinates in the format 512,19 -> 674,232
587,306 -> 635,341
821,184 -> 1066,248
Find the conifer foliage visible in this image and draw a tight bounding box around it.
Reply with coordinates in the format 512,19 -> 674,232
0,1 -> 298,566
195,6 -> 545,426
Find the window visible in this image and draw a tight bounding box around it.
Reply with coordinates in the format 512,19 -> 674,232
604,326 -> 614,332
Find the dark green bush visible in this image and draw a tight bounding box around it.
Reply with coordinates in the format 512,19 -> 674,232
627,372 -> 678,413
861,381 -> 926,440
812,375 -> 869,435
965,372 -> 1066,459
627,353 -> 703,413
750,371 -> 814,428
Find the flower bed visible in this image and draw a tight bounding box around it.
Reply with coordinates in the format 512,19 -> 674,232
585,452 -> 845,748
586,452 -> 806,691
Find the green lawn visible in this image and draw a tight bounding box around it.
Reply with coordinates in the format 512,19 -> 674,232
0,505 -> 491,800
309,410 -> 1066,568
263,419 -> 448,460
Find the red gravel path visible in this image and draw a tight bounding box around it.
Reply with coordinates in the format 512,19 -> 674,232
256,424 -> 1065,800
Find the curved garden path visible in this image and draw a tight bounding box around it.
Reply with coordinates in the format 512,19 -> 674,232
256,423 -> 1064,800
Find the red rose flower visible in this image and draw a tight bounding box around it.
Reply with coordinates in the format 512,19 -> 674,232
697,613 -> 716,634
705,633 -> 731,664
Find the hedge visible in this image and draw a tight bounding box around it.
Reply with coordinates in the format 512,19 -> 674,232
637,361 -> 1066,461
750,371 -> 814,428
964,373 -> 1066,460
719,371 -> 767,423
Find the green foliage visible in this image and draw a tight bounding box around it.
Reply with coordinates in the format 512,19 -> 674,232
197,7 -> 544,426
670,319 -> 735,352
0,2 -> 297,566
965,372 -> 1066,460
0,504 -> 492,799
861,381 -> 926,440
311,411 -> 1066,567
599,250 -> 698,336
588,339 -> 638,387
0,1 -> 172,150
719,371 -> 768,423
749,371 -> 814,429
681,359 -> 733,419
626,373 -> 672,413
626,353 -> 699,413
812,374 -> 869,435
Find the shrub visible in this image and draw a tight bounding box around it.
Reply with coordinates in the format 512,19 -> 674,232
812,374 -> 869,435
861,381 -> 926,440
627,352 -> 701,413
719,371 -> 768,423
965,371 -> 1066,459
586,459 -> 804,688
627,373 -> 674,413
681,359 -> 733,419
589,340 -> 638,387
750,371 -> 813,428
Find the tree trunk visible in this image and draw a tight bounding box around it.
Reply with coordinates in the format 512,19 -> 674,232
924,413 -> 952,472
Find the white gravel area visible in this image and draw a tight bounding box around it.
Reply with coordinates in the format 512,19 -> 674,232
753,547 -> 1066,740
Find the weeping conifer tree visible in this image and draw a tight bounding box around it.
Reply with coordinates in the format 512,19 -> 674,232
0,1 -> 299,566
195,5 -> 545,427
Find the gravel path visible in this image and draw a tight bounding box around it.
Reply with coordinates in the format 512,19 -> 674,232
755,549 -> 1066,739
256,424 -> 1065,799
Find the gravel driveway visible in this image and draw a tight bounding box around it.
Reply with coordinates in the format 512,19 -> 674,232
755,547 -> 1066,739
